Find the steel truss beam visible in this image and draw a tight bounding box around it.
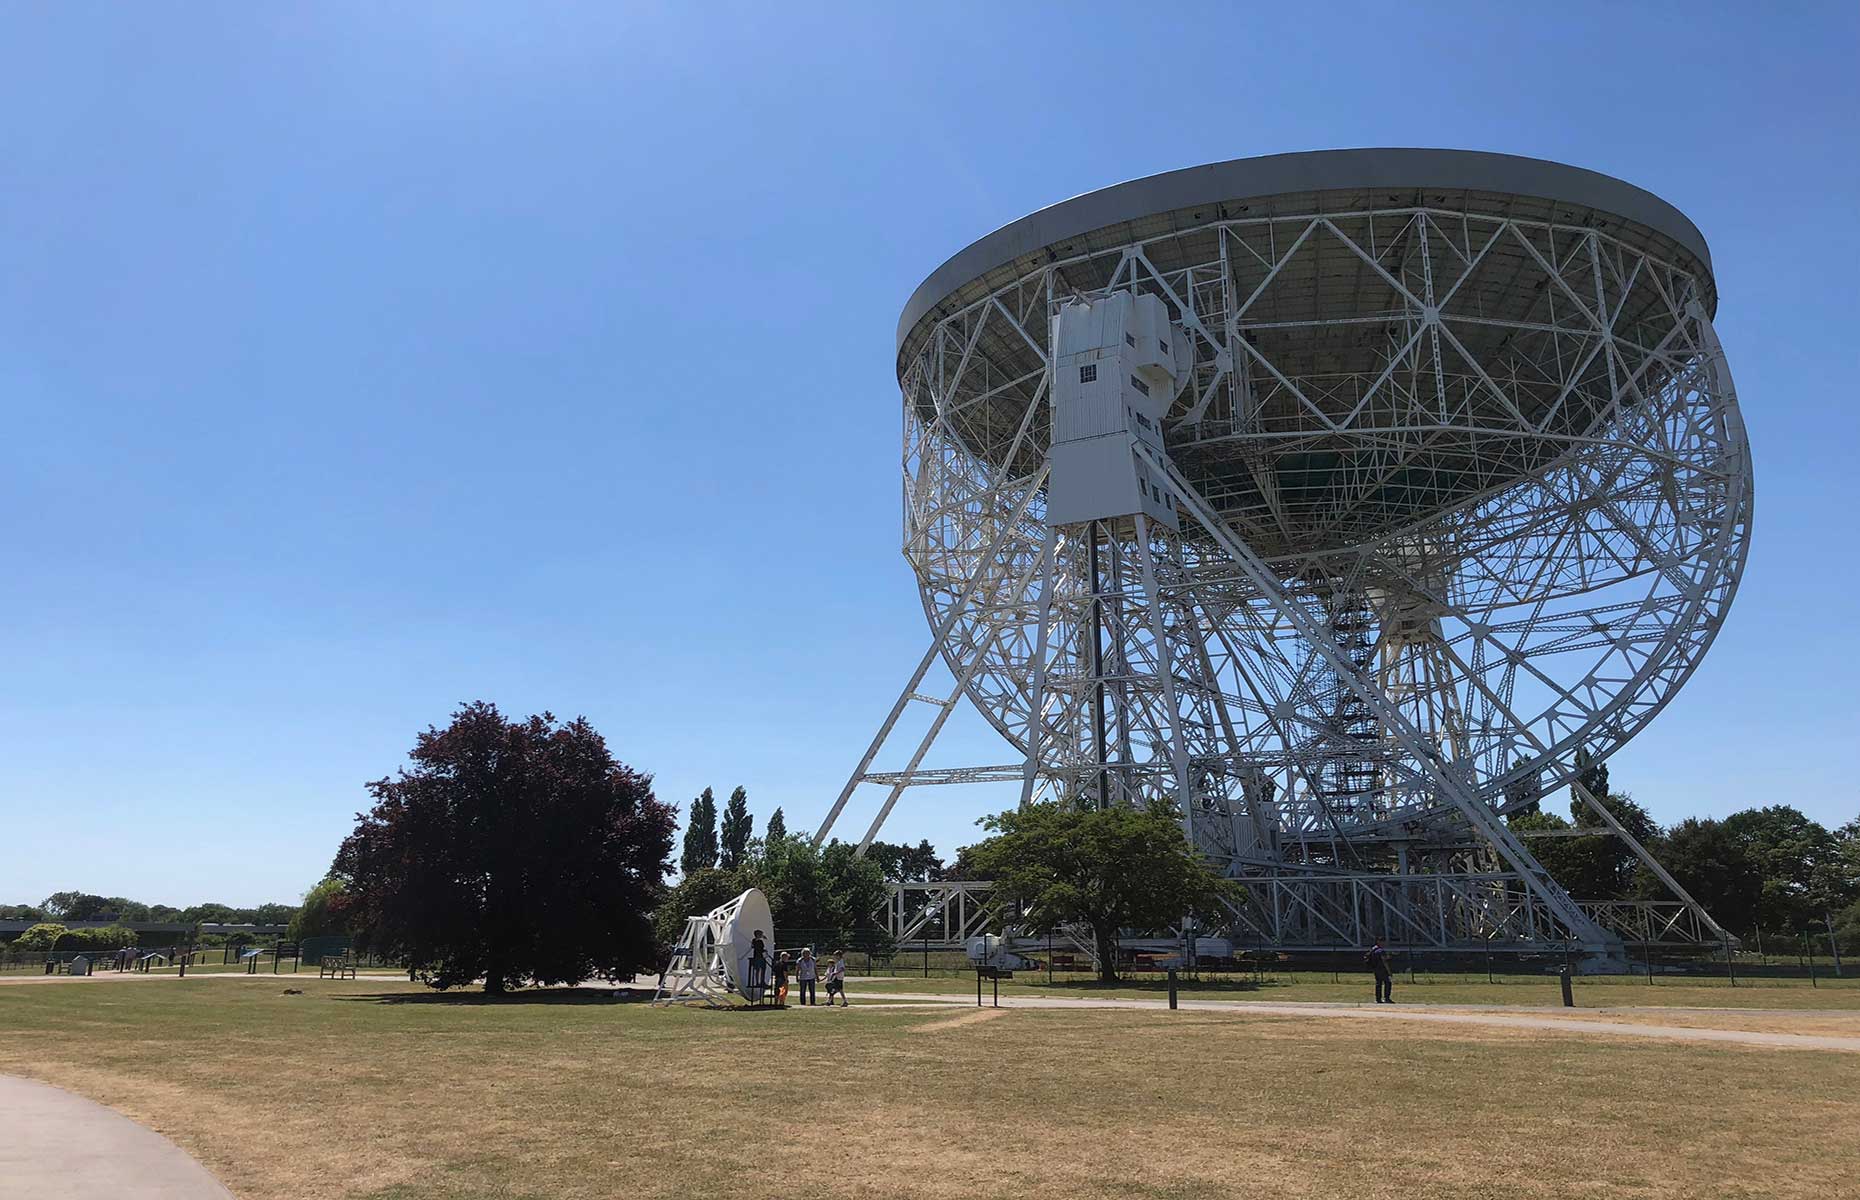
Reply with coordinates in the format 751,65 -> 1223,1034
826,195 -> 1749,960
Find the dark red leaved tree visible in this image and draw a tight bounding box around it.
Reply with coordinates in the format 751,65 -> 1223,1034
334,702 -> 675,994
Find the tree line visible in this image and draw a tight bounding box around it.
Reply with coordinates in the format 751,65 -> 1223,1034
1,894 -> 300,928
10,703 -> 1855,988
1,894 -> 306,956
1505,753 -> 1860,949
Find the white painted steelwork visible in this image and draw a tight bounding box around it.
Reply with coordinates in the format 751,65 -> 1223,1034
823,150 -> 1751,957
652,888 -> 775,1007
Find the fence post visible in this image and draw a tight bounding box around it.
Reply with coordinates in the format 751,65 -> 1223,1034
976,966 -> 983,1008
1168,968 -> 1178,1010
1725,936 -> 1736,988
1805,932 -> 1818,988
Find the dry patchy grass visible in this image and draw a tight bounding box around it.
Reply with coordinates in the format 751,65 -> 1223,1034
858,970 -> 1860,1011
1518,1006 -> 1860,1038
1,976 -> 1856,1200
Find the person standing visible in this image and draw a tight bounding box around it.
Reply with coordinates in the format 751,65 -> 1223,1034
1365,941 -> 1393,1004
796,947 -> 818,1006
824,950 -> 848,1007
748,930 -> 768,1001
773,950 -> 791,1007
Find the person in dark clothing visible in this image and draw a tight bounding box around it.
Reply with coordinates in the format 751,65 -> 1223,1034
1365,941 -> 1393,1003
748,930 -> 768,999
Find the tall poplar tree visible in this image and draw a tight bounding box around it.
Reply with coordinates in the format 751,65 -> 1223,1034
680,787 -> 719,874
720,786 -> 753,870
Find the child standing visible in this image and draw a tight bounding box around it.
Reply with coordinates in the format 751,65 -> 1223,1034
824,950 -> 849,1007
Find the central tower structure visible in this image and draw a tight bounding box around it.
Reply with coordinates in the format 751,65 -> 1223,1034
817,149 -> 1753,960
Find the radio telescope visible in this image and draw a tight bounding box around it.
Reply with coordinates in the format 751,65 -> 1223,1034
818,149 -> 1751,959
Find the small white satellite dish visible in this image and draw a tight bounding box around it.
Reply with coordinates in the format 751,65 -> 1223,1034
653,887 -> 777,1007
721,887 -> 774,999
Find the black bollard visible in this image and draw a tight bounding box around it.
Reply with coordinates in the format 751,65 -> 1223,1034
976,966 -> 983,1008
1168,968 -> 1178,1010
1558,966 -> 1574,1008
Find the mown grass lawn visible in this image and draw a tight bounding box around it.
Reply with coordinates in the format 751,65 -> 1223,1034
2,975 -> 1857,1200
853,968 -> 1860,1010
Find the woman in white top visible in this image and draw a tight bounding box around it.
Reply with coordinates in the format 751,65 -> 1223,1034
795,947 -> 818,1006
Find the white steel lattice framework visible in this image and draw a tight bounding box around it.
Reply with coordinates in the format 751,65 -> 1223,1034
817,151 -> 1752,957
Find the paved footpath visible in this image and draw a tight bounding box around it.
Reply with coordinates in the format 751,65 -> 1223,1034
846,990 -> 1860,1053
0,1075 -> 234,1199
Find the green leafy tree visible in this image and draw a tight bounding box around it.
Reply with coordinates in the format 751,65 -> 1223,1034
17,923 -> 68,951
963,801 -> 1239,982
652,867 -> 741,955
0,905 -> 45,922
865,839 -> 947,882
739,836 -> 890,951
1502,772 -> 1543,817
1509,785 -> 1657,902
817,841 -> 892,950
1722,805 -> 1849,932
40,892 -> 116,920
765,807 -> 787,842
680,788 -> 719,875
1573,746 -> 1610,803
650,838 -> 890,957
1645,817 -> 1762,935
1834,897 -> 1860,957
719,786 -> 752,870
54,924 -> 135,951
288,878 -> 353,943
334,702 -> 676,994
1833,816 -> 1860,908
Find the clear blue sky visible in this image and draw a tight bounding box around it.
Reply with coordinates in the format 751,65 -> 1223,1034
2,4 -> 1855,907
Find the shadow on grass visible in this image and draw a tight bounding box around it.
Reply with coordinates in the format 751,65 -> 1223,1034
334,987 -> 649,1006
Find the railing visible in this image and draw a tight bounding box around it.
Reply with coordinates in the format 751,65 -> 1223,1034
878,876 -> 1738,955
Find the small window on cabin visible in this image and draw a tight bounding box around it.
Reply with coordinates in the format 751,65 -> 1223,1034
1125,333 -> 1136,347
1130,376 -> 1149,396
1160,338 -> 1169,354
1079,363 -> 1097,383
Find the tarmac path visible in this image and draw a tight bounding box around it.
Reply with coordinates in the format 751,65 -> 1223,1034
0,1075 -> 235,1199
